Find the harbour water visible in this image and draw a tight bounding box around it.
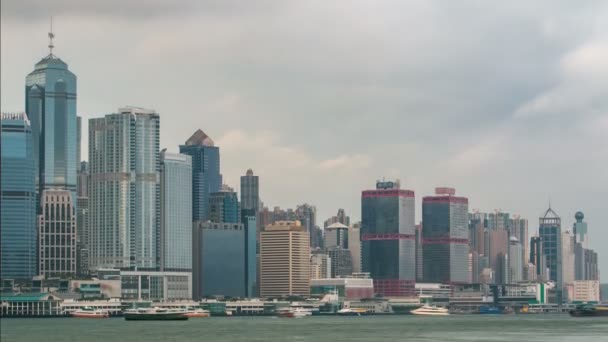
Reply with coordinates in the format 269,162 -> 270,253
2,315 -> 607,342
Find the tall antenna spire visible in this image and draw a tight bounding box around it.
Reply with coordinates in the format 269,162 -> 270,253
48,17 -> 55,56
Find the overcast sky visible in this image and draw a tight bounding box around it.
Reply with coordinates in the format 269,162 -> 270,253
2,1 -> 607,276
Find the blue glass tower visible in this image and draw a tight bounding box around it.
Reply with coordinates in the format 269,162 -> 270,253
179,129 -> 222,222
210,190 -> 240,223
1,113 -> 37,280
25,39 -> 77,205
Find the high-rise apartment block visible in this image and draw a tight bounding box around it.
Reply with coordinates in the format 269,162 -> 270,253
89,107 -> 160,270
361,180 -> 416,296
260,221 -> 310,297
1,113 -> 37,280
179,129 -> 221,222
422,187 -> 469,284
38,190 -> 77,277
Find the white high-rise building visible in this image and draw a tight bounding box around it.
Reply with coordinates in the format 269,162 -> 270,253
508,236 -> 523,283
89,107 -> 160,270
160,150 -> 192,272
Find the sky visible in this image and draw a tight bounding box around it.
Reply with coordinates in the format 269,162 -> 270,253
2,1 -> 607,277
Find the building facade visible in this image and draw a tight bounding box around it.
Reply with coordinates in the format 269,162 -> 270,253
260,221 -> 310,298
508,237 -> 523,283
422,187 -> 469,284
1,113 -> 37,280
209,190 -> 240,223
192,222 -> 246,299
120,270 -> 192,301
179,129 -> 221,222
240,169 -> 259,214
38,190 -> 77,277
361,180 -> 416,296
88,107 -> 160,270
539,207 -> 562,300
328,247 -> 354,278
324,222 -> 349,249
160,151 -> 192,272
76,161 -> 89,275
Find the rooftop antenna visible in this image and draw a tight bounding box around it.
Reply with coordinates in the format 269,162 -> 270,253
48,17 -> 55,56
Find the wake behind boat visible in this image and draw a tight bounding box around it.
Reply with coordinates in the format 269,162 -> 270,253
411,304 -> 450,316
124,307 -> 188,321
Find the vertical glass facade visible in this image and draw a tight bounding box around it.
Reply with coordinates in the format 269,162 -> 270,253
25,55 -> 77,201
38,190 -> 76,277
539,208 -> 562,300
89,108 -> 160,270
209,191 -> 240,223
361,182 -> 415,297
244,216 -> 257,297
240,169 -> 259,211
1,113 -> 37,280
160,151 -> 192,272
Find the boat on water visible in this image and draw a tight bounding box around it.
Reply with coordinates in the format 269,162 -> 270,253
337,308 -> 368,316
569,304 -> 608,317
124,307 -> 188,321
277,307 -> 312,318
71,307 -> 110,318
183,308 -> 210,318
479,306 -> 501,314
411,305 -> 450,316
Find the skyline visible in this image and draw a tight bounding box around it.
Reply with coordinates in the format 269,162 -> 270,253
1,1 -> 606,277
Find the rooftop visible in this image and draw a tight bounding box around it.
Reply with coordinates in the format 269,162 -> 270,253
185,129 -> 215,147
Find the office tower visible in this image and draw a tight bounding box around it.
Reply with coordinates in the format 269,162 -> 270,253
76,161 -> 89,275
179,129 -> 222,222
348,222 -> 362,274
324,209 -> 350,228
530,236 -> 547,281
508,237 -> 523,283
89,107 -> 160,270
422,187 -> 469,284
539,206 -> 562,299
415,224 -> 423,281
489,228 -> 508,284
310,251 -> 331,279
77,116 -> 82,166
510,216 -> 528,277
38,190 -> 77,277
573,211 -> 588,245
324,222 -> 349,249
295,203 -> 320,248
243,215 -> 257,297
488,211 -> 510,231
160,151 -> 192,272
328,247 -> 353,278
210,189 -> 240,223
192,222 -> 245,299
1,113 -> 37,280
469,251 -> 480,283
362,180 -> 416,296
260,221 -> 310,297
25,35 -> 77,203
561,231 -> 575,300
240,169 -> 259,215
572,212 -> 599,281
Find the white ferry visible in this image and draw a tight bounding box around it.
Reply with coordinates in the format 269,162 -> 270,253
71,306 -> 110,318
411,304 -> 450,316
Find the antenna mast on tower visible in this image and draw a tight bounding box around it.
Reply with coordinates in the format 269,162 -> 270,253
48,17 -> 55,56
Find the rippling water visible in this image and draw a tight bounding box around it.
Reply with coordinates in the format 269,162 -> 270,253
2,315 -> 607,342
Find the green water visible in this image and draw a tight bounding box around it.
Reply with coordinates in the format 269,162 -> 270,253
2,315 -> 607,342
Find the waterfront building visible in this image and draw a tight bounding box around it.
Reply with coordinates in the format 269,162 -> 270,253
310,278 -> 374,300
348,222 -> 362,274
328,247 -> 354,278
422,187 -> 469,284
179,129 -> 222,222
508,237 -> 523,283
324,222 -> 349,249
192,222 -> 246,299
88,107 -> 160,270
209,189 -> 240,223
160,151 -> 192,272
25,36 -> 77,203
361,180 -> 416,296
120,270 -> 191,301
310,250 -> 331,279
260,221 -> 310,298
38,189 -> 77,277
0,293 -> 63,317
568,280 -> 600,303
538,207 -> 562,300
1,113 -> 37,280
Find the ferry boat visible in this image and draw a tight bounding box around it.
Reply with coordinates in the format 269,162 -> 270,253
277,307 -> 312,318
478,306 -> 501,314
71,307 -> 110,318
183,308 -> 210,318
569,304 -> 608,317
337,308 -> 368,316
124,307 -> 188,321
411,304 -> 449,316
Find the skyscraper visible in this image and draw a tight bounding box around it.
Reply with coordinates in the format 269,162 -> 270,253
348,222 -> 362,274
260,221 -> 310,297
76,161 -> 89,275
324,222 -> 349,249
539,207 -> 562,299
361,180 -> 416,296
38,189 -> 77,277
295,203 -> 320,248
89,107 -> 160,270
422,187 -> 469,284
1,113 -> 37,280
240,169 -> 259,297
160,150 -> 192,272
179,129 -> 222,222
573,212 -> 598,281
529,236 -> 547,281
508,236 -> 523,283
25,35 -> 77,203
209,189 -> 240,223
240,169 -> 259,215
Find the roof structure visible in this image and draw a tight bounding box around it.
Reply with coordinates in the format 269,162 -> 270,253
542,206 -> 560,219
326,222 -> 349,229
185,129 -> 214,147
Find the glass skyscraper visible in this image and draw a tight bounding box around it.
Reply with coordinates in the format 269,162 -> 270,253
179,129 -> 222,222
422,187 -> 469,284
240,169 -> 259,214
210,190 -> 240,223
160,151 -> 192,272
539,207 -> 562,300
25,51 -> 77,202
1,113 -> 37,280
361,180 -> 416,297
89,107 -> 160,270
